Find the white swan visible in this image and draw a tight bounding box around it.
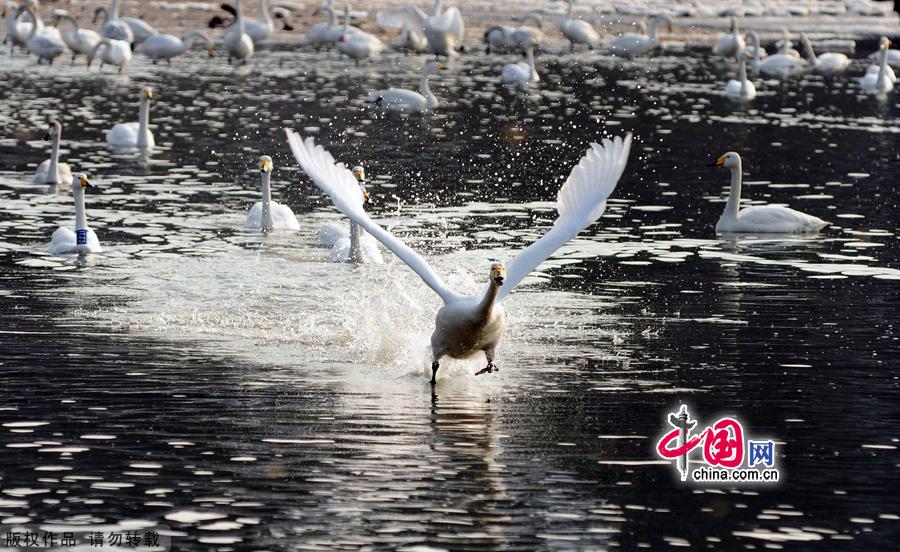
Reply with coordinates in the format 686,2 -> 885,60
377,0 -> 464,57
303,5 -> 339,48
93,0 -> 134,44
501,43 -> 539,85
604,15 -> 672,58
286,130 -> 631,383
712,152 -> 828,233
3,1 -> 33,53
800,33 -> 849,73
120,16 -> 157,45
33,119 -> 73,185
713,16 -> 745,58
319,166 -> 383,264
137,31 -> 213,63
484,15 -> 543,54
558,0 -> 599,51
483,24 -> 516,54
860,37 -> 894,94
224,0 -> 253,64
337,6 -> 384,63
53,11 -> 100,63
245,155 -> 300,231
21,5 -> 64,63
743,30 -> 767,60
49,173 -> 103,256
724,51 -> 756,100
87,37 -> 131,72
106,87 -> 155,150
223,0 -> 272,44
392,21 -> 428,52
757,32 -> 807,77
364,61 -> 445,112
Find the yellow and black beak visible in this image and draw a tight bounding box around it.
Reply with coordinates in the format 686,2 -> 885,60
80,176 -> 97,190
260,158 -> 273,172
145,88 -> 153,99
491,266 -> 506,286
709,155 -> 726,167
207,46 -> 214,57
352,169 -> 365,181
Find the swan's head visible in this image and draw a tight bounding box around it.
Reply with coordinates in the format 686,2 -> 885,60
92,6 -> 103,23
636,21 -> 648,35
352,165 -> 365,182
43,120 -> 62,140
143,87 -> 153,100
490,262 -> 506,286
879,37 -> 891,50
711,152 -> 741,169
259,155 -> 273,174
425,61 -> 446,74
75,173 -> 96,191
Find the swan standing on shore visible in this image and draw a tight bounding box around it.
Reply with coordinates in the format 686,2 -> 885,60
365,61 -> 445,112
713,16 -> 745,58
53,11 -> 100,63
20,5 -> 64,63
711,152 -> 828,233
800,32 -> 850,73
604,15 -> 672,58
377,0 -> 465,57
245,155 -> 300,231
49,173 -> 102,256
724,51 -> 756,100
33,120 -> 73,185
223,0 -> 272,44
93,0 -> 134,44
501,43 -> 539,85
860,37 -> 894,94
106,87 -> 155,150
320,166 -> 383,264
286,130 -> 632,383
225,0 -> 253,63
743,30 -> 767,60
87,37 -> 131,72
337,6 -> 384,63
558,0 -> 599,51
138,31 -> 213,63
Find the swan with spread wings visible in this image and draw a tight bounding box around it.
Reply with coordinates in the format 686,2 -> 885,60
286,130 -> 631,384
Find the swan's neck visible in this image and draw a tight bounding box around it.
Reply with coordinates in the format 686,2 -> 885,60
565,0 -> 573,20
323,7 -> 335,26
526,45 -> 536,79
348,220 -> 363,263
738,57 -> 749,93
258,0 -> 271,23
802,40 -> 817,63
74,188 -> 88,230
648,19 -> 659,42
724,161 -> 743,220
25,8 -> 37,39
260,173 -> 273,231
430,0 -> 442,17
111,0 -> 120,19
58,15 -> 78,38
342,9 -> 349,33
237,1 -> 245,34
138,96 -> 151,148
877,46 -> 889,88
95,7 -> 109,25
420,68 -> 437,107
478,282 -> 501,318
48,130 -> 61,183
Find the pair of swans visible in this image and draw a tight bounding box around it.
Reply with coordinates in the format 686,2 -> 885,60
756,31 -> 807,77
49,174 -> 102,256
483,13 -> 543,54
224,0 -> 253,63
286,130 -> 632,383
501,43 -> 539,85
557,0 -> 599,51
93,0 -> 159,45
712,152 -> 828,233
724,51 -> 756,100
33,120 -> 73,186
364,61 -> 445,113
138,31 -> 213,63
860,37 -> 895,95
377,0 -> 465,57
604,15 -> 673,58
53,11 -> 100,63
106,87 -> 155,150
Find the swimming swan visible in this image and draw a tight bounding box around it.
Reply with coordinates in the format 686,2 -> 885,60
49,173 -> 102,255
320,166 -> 383,264
33,119 -> 73,185
724,51 -> 756,100
137,31 -> 213,63
860,37 -> 894,94
711,152 -> 828,233
501,43 -> 539,84
245,155 -> 300,231
286,130 -> 632,384
365,61 -> 445,112
800,33 -> 850,73
558,0 -> 599,51
604,15 -> 672,58
106,87 -> 155,149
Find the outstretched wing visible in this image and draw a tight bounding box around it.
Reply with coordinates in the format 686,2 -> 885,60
434,6 -> 464,41
376,5 -> 427,32
497,134 -> 632,301
285,130 -> 462,304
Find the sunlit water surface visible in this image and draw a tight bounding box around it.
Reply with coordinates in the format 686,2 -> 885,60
1,45 -> 899,550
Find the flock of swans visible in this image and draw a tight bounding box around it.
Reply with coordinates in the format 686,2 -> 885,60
8,0 -> 895,381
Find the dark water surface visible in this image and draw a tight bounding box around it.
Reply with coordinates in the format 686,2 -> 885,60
1,44 -> 899,550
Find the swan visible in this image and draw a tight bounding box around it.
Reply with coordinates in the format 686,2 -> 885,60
713,16 -> 745,58
49,173 -> 102,256
224,0 -> 253,64
757,32 -> 807,77
33,120 -> 73,185
364,61 -> 445,112
800,33 -> 850,73
319,166 -> 383,264
106,87 -> 155,150
87,37 -> 131,72
337,6 -> 385,63
392,21 -> 428,52
483,24 -> 516,54
93,0 -> 134,44
120,17 -> 157,45
286,130 -> 631,384
743,30 -> 767,65
303,5 -> 338,48
501,43 -> 539,85
53,11 -> 100,63
20,5 -> 64,63
377,0 -> 465,57
223,0 -> 273,44
510,14 -> 544,50
558,0 -> 599,51
724,51 -> 756,100
484,15 -> 544,54
137,31 -> 213,63
860,37 -> 894,94
4,1 -> 36,53
245,155 -> 300,231
604,15 -> 673,58
711,152 -> 828,233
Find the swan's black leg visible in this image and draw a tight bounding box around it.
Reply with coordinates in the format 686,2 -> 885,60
430,361 -> 440,385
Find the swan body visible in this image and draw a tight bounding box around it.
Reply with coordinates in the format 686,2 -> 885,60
138,31 -> 212,62
53,11 -> 101,61
365,61 -> 445,112
286,130 -> 632,383
106,87 -> 155,149
713,16 -> 745,58
860,37 -> 894,94
120,16 -> 157,44
225,0 -> 253,63
321,166 -> 382,264
94,2 -> 134,44
88,37 -> 131,71
486,15 -> 544,54
605,15 -> 672,58
33,120 -> 73,185
21,6 -> 64,63
49,173 -> 102,256
800,32 -> 849,73
377,0 -> 464,57
4,2 -> 35,52
757,41 -> 807,77
558,0 -> 599,50
501,43 -> 538,84
337,8 -> 384,62
743,31 -> 767,59
245,156 -> 300,231
223,0 -> 272,44
724,52 -> 755,100
712,152 -> 828,233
